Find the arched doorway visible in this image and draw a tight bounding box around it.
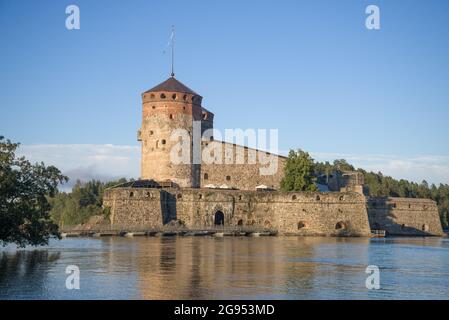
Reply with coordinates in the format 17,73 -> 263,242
214,211 -> 224,226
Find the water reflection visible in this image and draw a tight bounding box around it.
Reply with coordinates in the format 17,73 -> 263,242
1,237 -> 449,299
0,250 -> 60,299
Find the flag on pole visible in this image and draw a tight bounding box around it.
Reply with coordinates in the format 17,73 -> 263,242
163,26 -> 174,55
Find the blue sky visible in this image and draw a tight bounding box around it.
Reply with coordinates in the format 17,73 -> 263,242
1,0 -> 449,185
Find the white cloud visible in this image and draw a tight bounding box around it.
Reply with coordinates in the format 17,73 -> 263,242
17,144 -> 140,191
16,145 -> 449,192
310,152 -> 449,186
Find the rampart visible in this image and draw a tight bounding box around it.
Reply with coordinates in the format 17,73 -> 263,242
104,188 -> 371,236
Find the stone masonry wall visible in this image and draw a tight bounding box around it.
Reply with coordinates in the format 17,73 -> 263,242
200,141 -> 286,190
103,188 -> 372,236
367,197 -> 443,236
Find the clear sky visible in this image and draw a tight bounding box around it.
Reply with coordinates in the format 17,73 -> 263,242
1,0 -> 449,186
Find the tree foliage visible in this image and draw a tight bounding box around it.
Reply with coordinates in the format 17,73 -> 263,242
49,178 -> 128,227
0,136 -> 68,247
281,149 -> 318,192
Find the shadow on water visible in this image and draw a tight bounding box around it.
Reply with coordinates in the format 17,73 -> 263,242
0,250 -> 61,298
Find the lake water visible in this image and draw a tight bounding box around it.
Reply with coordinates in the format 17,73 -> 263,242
1,236 -> 449,300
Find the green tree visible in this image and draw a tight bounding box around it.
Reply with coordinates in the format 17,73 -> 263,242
49,178 -> 128,227
0,137 -> 68,247
281,149 -> 318,192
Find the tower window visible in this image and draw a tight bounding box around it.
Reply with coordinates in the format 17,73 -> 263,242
172,93 -> 177,100
169,114 -> 173,119
149,130 -> 154,135
191,95 -> 196,102
183,94 -> 187,101
204,173 -> 208,180
160,93 -> 166,99
202,112 -> 207,120
226,175 -> 231,181
152,106 -> 156,109
161,139 -> 166,145
150,94 -> 155,99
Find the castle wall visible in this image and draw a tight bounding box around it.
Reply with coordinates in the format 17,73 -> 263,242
104,188 -> 165,228
103,188 -> 371,236
200,141 -> 286,190
367,197 -> 443,236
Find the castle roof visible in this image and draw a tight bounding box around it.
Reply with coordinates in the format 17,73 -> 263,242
144,76 -> 200,96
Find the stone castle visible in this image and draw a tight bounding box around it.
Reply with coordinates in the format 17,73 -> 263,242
103,76 -> 443,237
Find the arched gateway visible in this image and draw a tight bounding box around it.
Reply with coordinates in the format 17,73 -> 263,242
214,211 -> 225,226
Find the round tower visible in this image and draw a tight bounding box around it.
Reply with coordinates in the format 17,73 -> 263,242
138,76 -> 213,188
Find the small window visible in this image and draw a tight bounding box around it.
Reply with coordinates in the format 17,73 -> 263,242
198,194 -> 203,199
172,93 -> 177,100
339,195 -> 344,201
204,173 -> 208,180
169,114 -> 173,119
226,175 -> 231,181
292,195 -> 297,200
202,112 -> 207,120
160,93 -> 166,99
177,193 -> 182,199
161,139 -> 166,145
145,192 -> 151,198
422,224 -> 429,232
183,94 -> 187,101
237,219 -> 243,226
130,192 -> 134,198
191,95 -> 196,102
152,106 -> 156,109
150,94 -> 155,99
298,221 -> 306,229
149,130 -> 154,135
316,195 -> 321,201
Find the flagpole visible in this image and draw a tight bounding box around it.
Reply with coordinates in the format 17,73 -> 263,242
171,25 -> 175,77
